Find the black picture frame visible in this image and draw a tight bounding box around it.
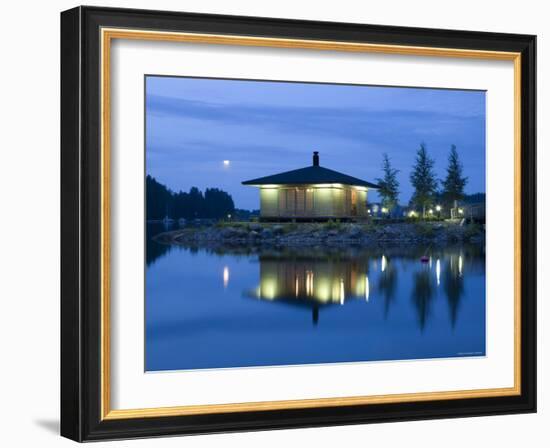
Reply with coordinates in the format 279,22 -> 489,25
61,5 -> 536,442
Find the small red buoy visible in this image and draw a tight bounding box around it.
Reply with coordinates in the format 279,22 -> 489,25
420,256 -> 430,263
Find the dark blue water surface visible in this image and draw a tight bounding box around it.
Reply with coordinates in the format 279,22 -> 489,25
146,226 -> 486,371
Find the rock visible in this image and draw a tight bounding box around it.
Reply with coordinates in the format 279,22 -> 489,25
261,228 -> 274,239
154,221 -> 485,251
220,228 -> 236,239
347,225 -> 363,238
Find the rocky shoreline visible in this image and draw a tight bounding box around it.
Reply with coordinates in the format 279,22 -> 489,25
153,221 -> 484,248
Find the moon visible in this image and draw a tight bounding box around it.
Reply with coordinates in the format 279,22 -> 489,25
223,160 -> 230,166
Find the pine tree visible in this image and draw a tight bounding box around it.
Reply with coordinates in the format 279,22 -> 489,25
376,153 -> 400,214
442,145 -> 468,210
146,175 -> 174,220
409,143 -> 438,218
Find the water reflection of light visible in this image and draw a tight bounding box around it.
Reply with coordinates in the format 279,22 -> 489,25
261,277 -> 277,300
436,259 -> 441,286
223,266 -> 229,288
458,255 -> 463,277
429,257 -> 432,268
306,271 -> 313,297
317,279 -> 331,303
253,258 -> 373,306
332,280 -> 340,302
381,255 -> 387,272
365,276 -> 370,302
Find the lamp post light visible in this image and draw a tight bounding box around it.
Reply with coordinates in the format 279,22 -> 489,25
435,204 -> 442,219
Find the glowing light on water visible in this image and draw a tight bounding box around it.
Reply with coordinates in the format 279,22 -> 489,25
223,266 -> 229,288
261,277 -> 277,300
436,259 -> 441,286
295,276 -> 299,297
381,255 -> 387,272
306,271 -> 313,297
429,257 -> 432,268
458,255 -> 463,277
339,278 -> 345,305
316,278 -> 330,302
365,276 -> 370,302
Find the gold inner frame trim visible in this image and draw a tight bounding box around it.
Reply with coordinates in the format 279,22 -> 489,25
100,27 -> 522,421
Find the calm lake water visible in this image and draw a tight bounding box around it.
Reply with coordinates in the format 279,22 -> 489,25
146,224 -> 486,372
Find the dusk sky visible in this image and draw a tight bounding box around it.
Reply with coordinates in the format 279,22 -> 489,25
146,76 -> 486,210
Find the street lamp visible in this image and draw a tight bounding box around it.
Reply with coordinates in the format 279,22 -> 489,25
435,204 -> 442,219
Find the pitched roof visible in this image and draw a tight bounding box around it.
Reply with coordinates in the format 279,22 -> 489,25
242,165 -> 379,189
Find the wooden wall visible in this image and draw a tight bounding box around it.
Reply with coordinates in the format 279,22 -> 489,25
259,185 -> 369,219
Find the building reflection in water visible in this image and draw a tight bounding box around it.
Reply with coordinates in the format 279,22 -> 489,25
248,252 -> 371,325
241,245 -> 482,329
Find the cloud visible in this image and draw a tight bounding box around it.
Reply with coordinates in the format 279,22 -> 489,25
146,94 -> 483,143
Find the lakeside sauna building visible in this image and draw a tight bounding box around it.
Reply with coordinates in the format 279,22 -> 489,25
242,152 -> 379,221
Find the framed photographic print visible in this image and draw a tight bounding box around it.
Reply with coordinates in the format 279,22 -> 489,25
60,6 -> 536,442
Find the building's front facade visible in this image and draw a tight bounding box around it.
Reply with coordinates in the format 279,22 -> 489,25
242,152 -> 379,221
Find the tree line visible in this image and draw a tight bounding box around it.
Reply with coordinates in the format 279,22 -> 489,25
146,175 -> 235,221
376,144 -> 469,218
